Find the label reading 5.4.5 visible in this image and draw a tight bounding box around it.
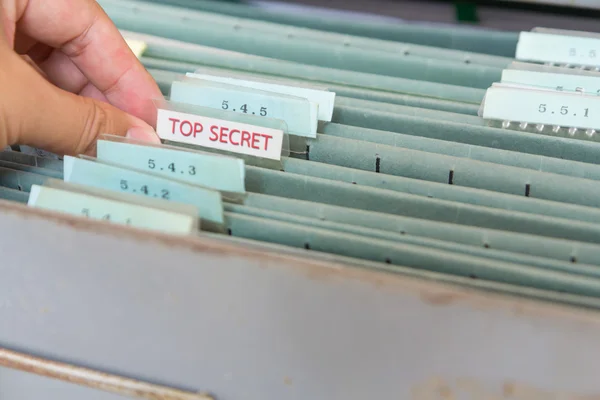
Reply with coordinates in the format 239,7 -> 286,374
221,101 -> 267,116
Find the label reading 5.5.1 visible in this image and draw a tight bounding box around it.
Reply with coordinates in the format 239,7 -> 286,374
482,85 -> 600,131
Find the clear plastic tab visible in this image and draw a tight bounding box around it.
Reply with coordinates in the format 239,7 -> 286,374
191,66 -> 330,91
506,61 -> 600,77
532,27 -> 600,39
502,64 -> 600,95
516,30 -> 600,70
97,134 -> 247,198
154,98 -> 290,170
169,78 -> 318,137
29,179 -> 199,234
63,154 -> 225,228
186,69 -> 335,122
479,83 -> 600,142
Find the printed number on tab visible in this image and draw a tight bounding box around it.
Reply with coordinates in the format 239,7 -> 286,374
222,100 -> 268,116
120,179 -> 170,199
81,208 -> 132,224
537,104 -> 590,117
147,159 -> 197,175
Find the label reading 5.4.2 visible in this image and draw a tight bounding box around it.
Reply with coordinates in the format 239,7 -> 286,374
118,179 -> 170,200
63,156 -> 225,224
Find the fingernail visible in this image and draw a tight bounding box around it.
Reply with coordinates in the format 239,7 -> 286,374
126,127 -> 161,144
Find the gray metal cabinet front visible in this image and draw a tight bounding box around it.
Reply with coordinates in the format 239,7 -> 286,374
1,203 -> 600,400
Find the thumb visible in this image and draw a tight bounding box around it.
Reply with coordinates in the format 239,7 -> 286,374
0,54 -> 160,156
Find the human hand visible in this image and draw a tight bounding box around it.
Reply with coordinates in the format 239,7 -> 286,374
0,0 -> 162,156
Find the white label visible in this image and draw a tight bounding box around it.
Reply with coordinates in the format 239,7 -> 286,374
482,86 -> 600,130
156,109 -> 284,161
124,38 -> 147,59
516,32 -> 600,67
170,80 -> 318,138
501,69 -> 600,95
186,72 -> 335,121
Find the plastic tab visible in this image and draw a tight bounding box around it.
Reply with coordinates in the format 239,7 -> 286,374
28,183 -> 197,234
501,68 -> 600,95
516,31 -> 600,68
97,136 -> 246,194
169,78 -> 318,138
480,83 -> 600,140
186,71 -> 335,121
63,155 -> 225,225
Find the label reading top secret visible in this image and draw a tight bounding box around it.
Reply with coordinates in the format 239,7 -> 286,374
156,109 -> 284,161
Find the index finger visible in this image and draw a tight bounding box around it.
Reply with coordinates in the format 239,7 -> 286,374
14,0 -> 162,126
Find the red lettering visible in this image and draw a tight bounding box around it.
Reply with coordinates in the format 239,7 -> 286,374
219,127 -> 229,144
209,125 -> 219,142
169,118 -> 179,134
204,124 -> 275,152
241,131 -> 252,148
180,120 -> 193,137
261,134 -> 273,151
194,122 -> 203,136
251,132 -> 261,150
230,129 -> 240,146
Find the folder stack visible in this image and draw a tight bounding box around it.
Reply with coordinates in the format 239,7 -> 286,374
1,0 -> 600,309
6,1 -> 600,398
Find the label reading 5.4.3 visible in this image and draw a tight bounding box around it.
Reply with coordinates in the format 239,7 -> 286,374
96,139 -> 246,194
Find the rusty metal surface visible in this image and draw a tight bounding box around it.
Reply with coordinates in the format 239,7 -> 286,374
0,347 -> 213,400
3,203 -> 600,399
